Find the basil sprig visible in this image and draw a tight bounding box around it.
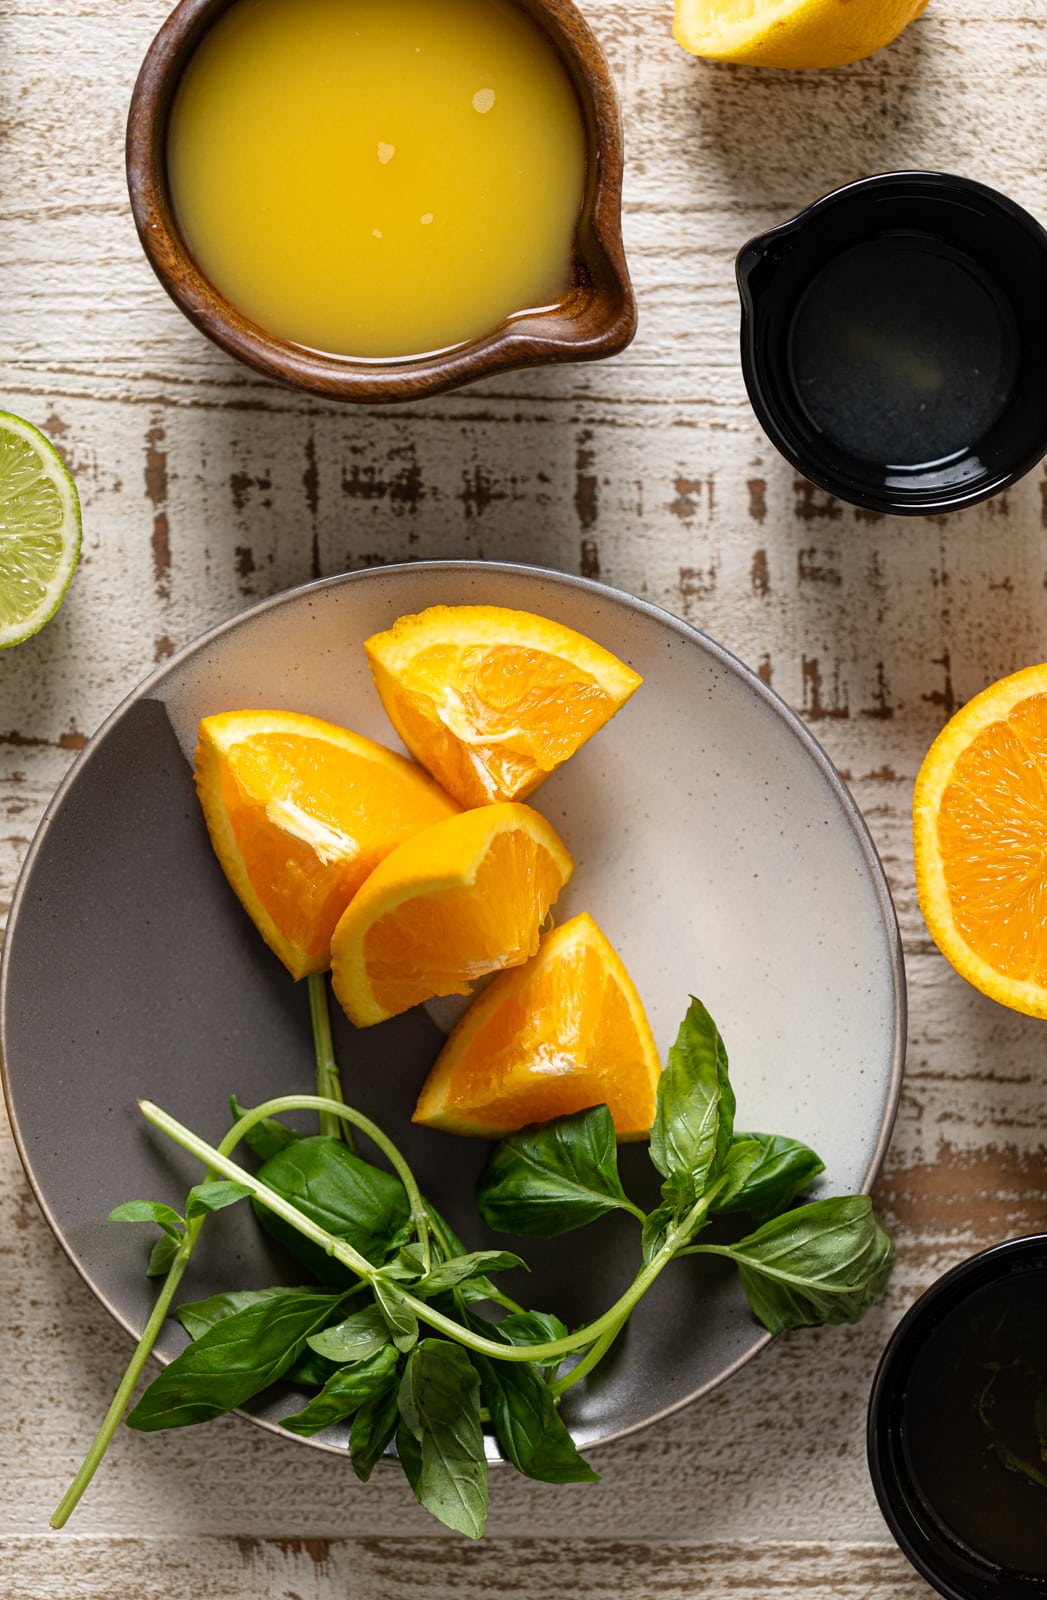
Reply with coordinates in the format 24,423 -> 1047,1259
53,982 -> 894,1542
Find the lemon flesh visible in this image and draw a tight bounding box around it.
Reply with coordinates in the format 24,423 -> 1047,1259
0,412 -> 81,649
674,0 -> 930,68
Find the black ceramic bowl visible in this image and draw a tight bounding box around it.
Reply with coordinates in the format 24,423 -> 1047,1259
737,172 -> 1047,516
868,1234 -> 1047,1599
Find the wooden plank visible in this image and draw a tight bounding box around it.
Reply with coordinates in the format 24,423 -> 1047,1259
1,0 -> 1045,1592
0,1537 -> 935,1600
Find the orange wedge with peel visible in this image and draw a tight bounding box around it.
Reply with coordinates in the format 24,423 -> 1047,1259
329,801 -> 573,1027
364,604 -> 642,809
413,911 -> 660,1140
195,709 -> 459,979
913,662 -> 1047,1019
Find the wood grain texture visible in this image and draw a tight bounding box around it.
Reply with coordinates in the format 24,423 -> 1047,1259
3,1 -> 1047,1595
0,1537 -> 934,1600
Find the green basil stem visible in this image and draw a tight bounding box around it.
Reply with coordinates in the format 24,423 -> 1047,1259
549,1314 -> 627,1398
51,1087 -> 412,1528
307,972 -> 354,1149
549,1184 -> 729,1398
480,1286 -> 527,1315
50,1222 -> 200,1528
51,1089 -> 413,1526
52,1081 -> 445,1529
140,1096 -> 714,1366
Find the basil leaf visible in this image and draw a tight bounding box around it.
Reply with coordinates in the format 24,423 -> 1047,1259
284,1346 -> 340,1389
381,1260 -> 425,1283
230,1094 -> 302,1161
707,1138 -> 762,1210
108,1200 -> 184,1238
649,997 -> 735,1214
415,1205 -> 502,1303
641,1201 -> 675,1266
281,1345 -> 399,1437
308,1305 -> 391,1365
718,1195 -> 895,1333
253,1137 -> 411,1284
476,1106 -> 636,1237
396,1242 -> 428,1277
471,1352 -> 599,1484
376,1223 -> 417,1269
351,1385 -> 401,1482
185,1180 -> 252,1220
375,1279 -> 419,1352
397,1418 -> 424,1492
712,1132 -> 825,1223
496,1310 -> 570,1348
126,1288 -> 347,1430
176,1286 -> 304,1341
480,1309 -> 571,1380
146,1234 -> 180,1278
398,1340 -> 488,1539
418,1251 -> 527,1299
458,1277 -> 499,1306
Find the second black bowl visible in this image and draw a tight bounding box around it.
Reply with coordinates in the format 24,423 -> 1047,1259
868,1234 -> 1047,1599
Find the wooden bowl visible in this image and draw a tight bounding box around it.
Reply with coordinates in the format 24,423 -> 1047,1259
126,0 -> 636,403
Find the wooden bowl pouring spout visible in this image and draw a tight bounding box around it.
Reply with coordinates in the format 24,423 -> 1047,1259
126,0 -> 636,403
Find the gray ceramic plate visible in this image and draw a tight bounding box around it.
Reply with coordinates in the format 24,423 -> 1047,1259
0,561 -> 905,1457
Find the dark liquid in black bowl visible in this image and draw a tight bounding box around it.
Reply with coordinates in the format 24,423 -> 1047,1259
903,1271 -> 1047,1575
788,237 -> 1018,470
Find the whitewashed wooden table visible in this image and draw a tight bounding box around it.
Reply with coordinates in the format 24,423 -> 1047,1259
3,2 -> 1047,1595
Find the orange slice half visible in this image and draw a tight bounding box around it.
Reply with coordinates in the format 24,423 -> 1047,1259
413,911 -> 660,1140
329,801 -> 573,1027
364,603 -> 642,808
913,662 -> 1047,1018
195,709 -> 459,979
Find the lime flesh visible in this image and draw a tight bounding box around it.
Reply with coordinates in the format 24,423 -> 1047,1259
0,411 -> 81,649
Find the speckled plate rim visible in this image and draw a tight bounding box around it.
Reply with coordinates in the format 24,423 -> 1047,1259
0,559 -> 907,1456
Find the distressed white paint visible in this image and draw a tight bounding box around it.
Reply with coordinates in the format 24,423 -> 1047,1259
2,1 -> 1046,1595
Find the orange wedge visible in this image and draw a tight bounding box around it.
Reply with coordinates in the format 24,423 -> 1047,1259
413,912 -> 660,1140
913,662 -> 1047,1018
329,802 -> 573,1028
364,604 -> 642,808
195,709 -> 459,979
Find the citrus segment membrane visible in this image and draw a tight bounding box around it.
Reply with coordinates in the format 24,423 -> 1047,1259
329,801 -> 573,1027
364,604 -> 642,808
413,911 -> 660,1140
195,709 -> 460,979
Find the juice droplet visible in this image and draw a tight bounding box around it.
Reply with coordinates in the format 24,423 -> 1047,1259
377,142 -> 396,164
420,213 -> 434,226
472,87 -> 496,114
372,229 -> 383,240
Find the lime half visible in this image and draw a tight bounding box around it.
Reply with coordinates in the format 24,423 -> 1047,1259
0,411 -> 81,649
